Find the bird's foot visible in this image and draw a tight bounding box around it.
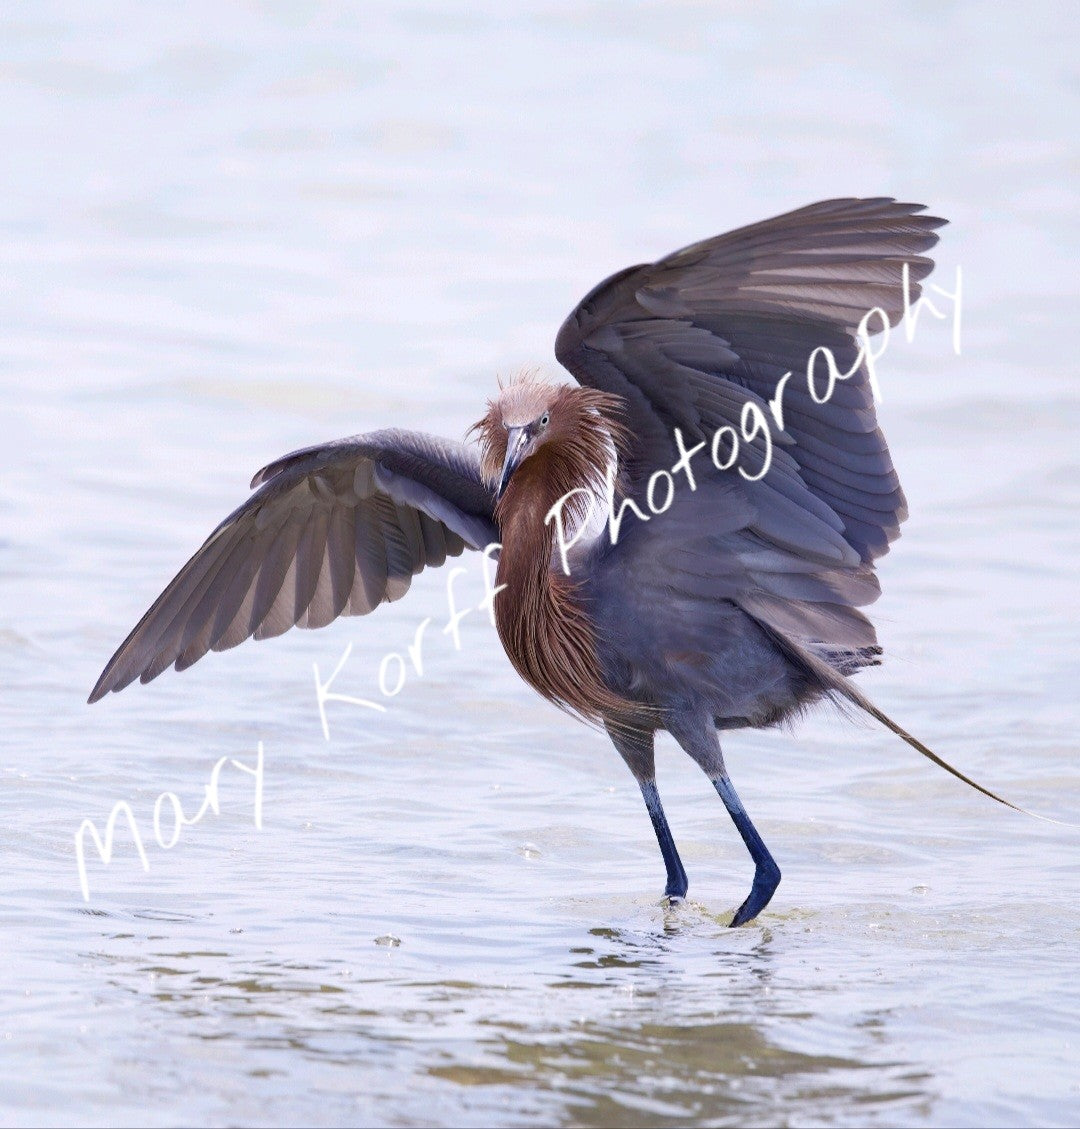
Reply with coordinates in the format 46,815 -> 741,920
728,860 -> 781,927
664,875 -> 689,903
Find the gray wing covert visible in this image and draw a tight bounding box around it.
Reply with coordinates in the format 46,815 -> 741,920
555,197 -> 947,659
89,429 -> 497,702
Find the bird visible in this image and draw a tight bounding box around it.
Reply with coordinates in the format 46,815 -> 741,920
89,196 -> 1020,926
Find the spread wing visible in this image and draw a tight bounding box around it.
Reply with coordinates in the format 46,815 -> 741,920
89,429 -> 497,702
555,197 -> 946,659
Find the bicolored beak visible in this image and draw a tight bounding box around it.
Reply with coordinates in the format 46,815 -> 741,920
496,427 -> 529,500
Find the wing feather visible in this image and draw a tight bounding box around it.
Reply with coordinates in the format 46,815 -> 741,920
249,516 -> 305,637
89,429 -> 498,701
557,197 -> 946,660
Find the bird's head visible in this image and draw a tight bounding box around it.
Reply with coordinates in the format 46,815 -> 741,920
471,374 -> 627,506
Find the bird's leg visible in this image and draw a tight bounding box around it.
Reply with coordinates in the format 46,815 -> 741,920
666,713 -> 781,927
640,778 -> 689,900
712,775 -> 781,926
605,722 -> 689,901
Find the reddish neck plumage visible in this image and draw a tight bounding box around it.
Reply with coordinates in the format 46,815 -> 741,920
493,447 -> 631,723
471,379 -> 637,722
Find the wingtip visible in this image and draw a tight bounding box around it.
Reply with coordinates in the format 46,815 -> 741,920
816,195 -> 949,230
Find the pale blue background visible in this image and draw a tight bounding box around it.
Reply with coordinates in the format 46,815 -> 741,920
2,3 -> 1077,1125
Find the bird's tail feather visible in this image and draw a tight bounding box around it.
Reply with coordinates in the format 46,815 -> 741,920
760,624 -> 1068,826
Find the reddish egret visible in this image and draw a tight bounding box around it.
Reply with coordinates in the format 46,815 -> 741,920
90,197 -> 1020,925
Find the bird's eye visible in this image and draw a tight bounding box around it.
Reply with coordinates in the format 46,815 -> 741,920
540,412 -> 549,427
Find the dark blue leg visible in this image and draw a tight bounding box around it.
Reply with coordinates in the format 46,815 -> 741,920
664,713 -> 782,927
604,722 -> 689,902
713,775 -> 781,927
640,779 -> 688,900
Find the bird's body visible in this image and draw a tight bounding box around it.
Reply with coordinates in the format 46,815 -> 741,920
486,386 -> 816,730
91,197 -> 1016,924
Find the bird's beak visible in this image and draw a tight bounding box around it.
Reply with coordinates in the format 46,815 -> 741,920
497,427 -> 528,500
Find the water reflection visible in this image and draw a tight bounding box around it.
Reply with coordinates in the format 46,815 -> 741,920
76,912 -> 938,1127
444,1020 -> 930,1129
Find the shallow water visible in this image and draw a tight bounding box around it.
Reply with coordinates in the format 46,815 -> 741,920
2,3 -> 1078,1126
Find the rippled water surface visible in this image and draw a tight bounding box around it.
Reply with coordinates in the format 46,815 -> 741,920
2,3 -> 1078,1126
